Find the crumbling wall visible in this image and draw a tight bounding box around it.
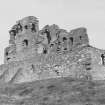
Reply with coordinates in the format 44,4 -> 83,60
37,27 -> 89,55
4,44 -> 17,64
37,24 -> 59,54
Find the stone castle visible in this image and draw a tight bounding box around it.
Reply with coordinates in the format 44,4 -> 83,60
0,16 -> 105,84
4,16 -> 88,64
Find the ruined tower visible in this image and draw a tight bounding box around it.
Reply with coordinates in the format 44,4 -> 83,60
4,16 -> 39,64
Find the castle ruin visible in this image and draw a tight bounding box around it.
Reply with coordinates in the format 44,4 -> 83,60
4,16 -> 89,64
0,16 -> 104,84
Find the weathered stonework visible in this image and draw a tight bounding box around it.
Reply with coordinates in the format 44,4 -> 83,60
0,16 -> 105,105
0,16 -> 105,84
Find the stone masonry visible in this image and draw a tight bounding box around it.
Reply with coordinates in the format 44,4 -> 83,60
0,16 -> 105,84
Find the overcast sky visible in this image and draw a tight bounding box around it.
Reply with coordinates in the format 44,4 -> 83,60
0,0 -> 105,64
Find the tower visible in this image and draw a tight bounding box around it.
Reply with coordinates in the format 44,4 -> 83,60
14,16 -> 39,52
4,16 -> 39,63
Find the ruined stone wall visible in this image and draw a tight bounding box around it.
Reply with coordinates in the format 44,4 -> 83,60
37,24 -> 89,55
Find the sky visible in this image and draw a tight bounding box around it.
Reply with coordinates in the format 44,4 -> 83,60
0,0 -> 105,64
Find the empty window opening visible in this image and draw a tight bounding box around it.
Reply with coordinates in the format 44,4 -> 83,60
23,39 -> 28,46
64,48 -> 67,50
7,57 -> 11,61
24,25 -> 28,29
31,64 -> 35,72
63,37 -> 67,50
45,29 -> 51,44
101,53 -> 105,65
31,24 -> 36,32
31,64 -> 34,69
86,67 -> 91,71
63,37 -> 67,41
80,36 -> 82,40
5,52 -> 8,56
43,48 -> 47,54
69,37 -> 73,45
